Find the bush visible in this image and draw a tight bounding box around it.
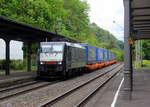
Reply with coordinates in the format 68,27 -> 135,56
0,59 -> 25,70
10,60 -> 25,70
111,48 -> 124,61
0,60 -> 7,69
142,60 -> 150,68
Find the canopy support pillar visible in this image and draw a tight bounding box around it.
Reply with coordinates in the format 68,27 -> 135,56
5,39 -> 10,75
124,0 -> 133,91
27,43 -> 31,72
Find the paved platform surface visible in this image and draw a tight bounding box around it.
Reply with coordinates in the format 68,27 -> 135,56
84,67 -> 124,107
0,71 -> 36,87
0,70 -> 36,80
85,68 -> 150,107
116,69 -> 150,107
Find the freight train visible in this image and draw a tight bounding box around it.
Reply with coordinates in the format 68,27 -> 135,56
37,42 -> 117,78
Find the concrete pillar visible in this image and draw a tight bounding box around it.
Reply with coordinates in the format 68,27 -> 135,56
124,0 -> 133,91
27,43 -> 31,71
5,39 -> 10,75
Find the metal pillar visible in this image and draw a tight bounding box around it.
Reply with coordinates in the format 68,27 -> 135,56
37,42 -> 40,71
27,43 -> 31,71
124,0 -> 133,91
5,39 -> 10,75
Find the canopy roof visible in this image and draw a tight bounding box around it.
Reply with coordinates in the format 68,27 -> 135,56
0,16 -> 77,43
131,0 -> 150,40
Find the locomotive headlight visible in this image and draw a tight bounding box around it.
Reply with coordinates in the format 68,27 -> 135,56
40,62 -> 44,64
58,62 -> 62,64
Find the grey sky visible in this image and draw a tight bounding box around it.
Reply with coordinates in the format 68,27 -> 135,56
86,0 -> 124,40
0,39 -> 23,59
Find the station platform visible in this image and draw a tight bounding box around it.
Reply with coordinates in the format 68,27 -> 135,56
0,70 -> 36,87
86,69 -> 150,107
116,69 -> 150,107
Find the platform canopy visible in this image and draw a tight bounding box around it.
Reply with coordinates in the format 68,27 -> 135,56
0,16 -> 77,43
0,16 -> 78,75
131,0 -> 150,40
123,0 -> 150,91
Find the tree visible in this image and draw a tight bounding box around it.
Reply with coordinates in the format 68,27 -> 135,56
142,40 -> 150,60
0,0 -> 123,52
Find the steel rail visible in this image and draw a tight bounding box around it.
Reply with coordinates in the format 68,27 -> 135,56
76,66 -> 123,107
0,81 -> 59,101
0,81 -> 39,92
40,63 -> 122,107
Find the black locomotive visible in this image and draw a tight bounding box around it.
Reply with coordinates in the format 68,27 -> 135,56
37,42 -> 86,78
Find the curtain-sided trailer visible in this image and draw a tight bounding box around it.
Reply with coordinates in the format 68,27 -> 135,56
79,43 -> 117,70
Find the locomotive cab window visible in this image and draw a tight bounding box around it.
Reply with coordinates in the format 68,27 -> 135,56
40,44 -> 64,62
41,45 -> 63,53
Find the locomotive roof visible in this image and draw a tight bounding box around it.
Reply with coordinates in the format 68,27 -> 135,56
40,42 -> 85,49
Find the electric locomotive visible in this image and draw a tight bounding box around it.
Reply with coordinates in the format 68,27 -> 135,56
37,42 -> 86,78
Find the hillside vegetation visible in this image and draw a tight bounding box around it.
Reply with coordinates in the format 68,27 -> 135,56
142,40 -> 150,60
0,0 -> 123,60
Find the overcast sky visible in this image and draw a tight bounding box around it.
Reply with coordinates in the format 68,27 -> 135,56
0,0 -> 124,59
86,0 -> 124,40
0,39 -> 23,59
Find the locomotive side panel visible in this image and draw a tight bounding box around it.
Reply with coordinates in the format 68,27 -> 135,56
66,45 -> 86,70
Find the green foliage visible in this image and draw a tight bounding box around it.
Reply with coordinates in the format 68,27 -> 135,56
90,23 -> 124,49
0,69 -> 4,72
142,40 -> 150,60
142,60 -> 150,68
0,59 -> 6,69
133,60 -> 150,69
111,48 -> 124,61
0,0 -> 123,58
0,59 -> 25,70
10,60 -> 25,70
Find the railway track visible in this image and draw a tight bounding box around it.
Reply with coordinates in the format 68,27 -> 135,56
0,80 -> 39,92
76,67 -> 122,107
0,80 -> 59,101
40,63 -> 123,107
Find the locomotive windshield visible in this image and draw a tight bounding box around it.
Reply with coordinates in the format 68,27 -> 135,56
41,44 -> 63,53
39,44 -> 64,62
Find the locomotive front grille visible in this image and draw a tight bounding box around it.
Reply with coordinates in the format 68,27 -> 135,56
45,65 -> 56,71
38,64 -> 63,77
39,64 -> 63,72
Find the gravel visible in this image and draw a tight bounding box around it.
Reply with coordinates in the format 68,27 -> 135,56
0,63 -> 121,107
50,64 -> 123,107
